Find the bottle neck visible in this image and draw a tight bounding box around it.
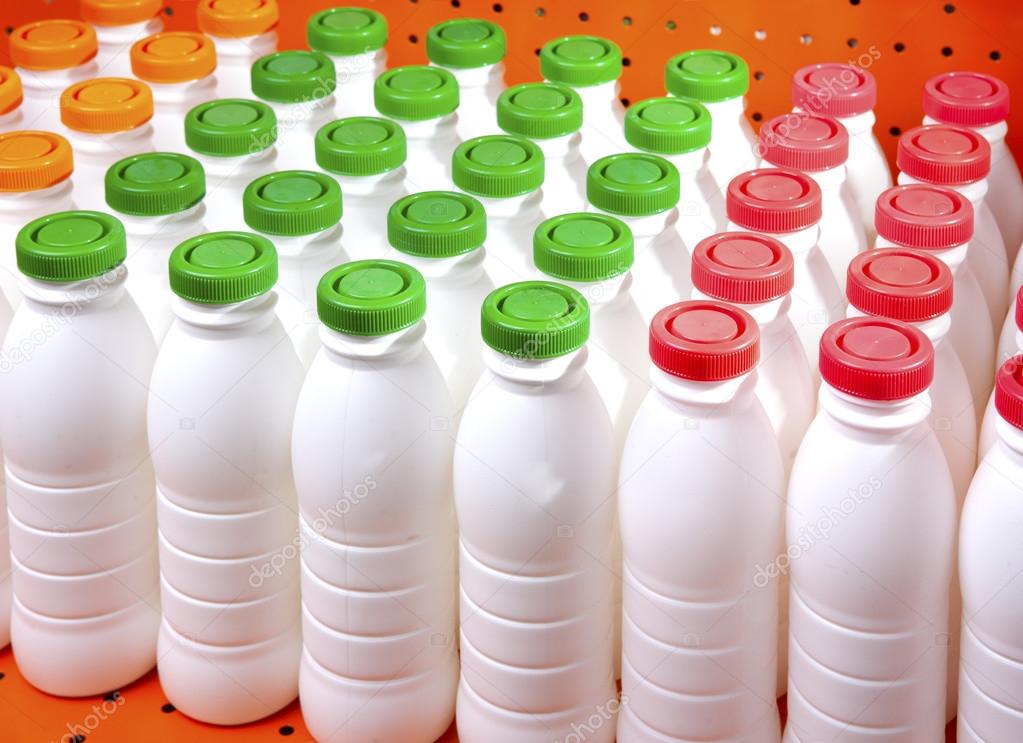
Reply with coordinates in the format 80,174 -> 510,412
194,145 -> 276,180
650,364 -> 758,410
874,236 -> 967,272
390,246 -> 486,284
117,202 -> 206,240
330,49 -> 386,81
268,95 -> 335,133
150,75 -> 218,109
19,266 -> 128,309
665,148 -> 709,175
702,96 -> 747,139
898,171 -> 988,203
0,180 -> 74,219
17,62 -> 97,94
210,32 -> 278,64
330,167 -> 406,199
532,132 -> 582,162
691,288 -> 791,332
474,190 -> 543,220
556,272 -> 631,310
401,114 -> 458,142
94,18 -> 163,44
726,221 -> 819,254
923,115 -> 1008,146
483,345 -> 589,385
994,415 -> 1023,459
63,123 -> 154,158
601,208 -> 674,239
440,62 -> 503,91
818,383 -> 932,433
270,224 -> 342,259
564,80 -> 620,114
320,320 -> 426,362
172,291 -> 278,333
846,305 -> 952,347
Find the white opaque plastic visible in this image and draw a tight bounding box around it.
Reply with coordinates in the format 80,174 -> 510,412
789,164 -> 866,286
330,50 -> 386,119
191,146 -> 277,232
475,192 -> 545,287
0,180 -> 75,308
0,291 -> 14,647
554,79 -> 627,164
148,76 -> 218,153
15,62 -> 99,130
325,170 -> 407,261
699,96 -> 759,192
443,64 -> 504,142
61,126 -> 155,212
669,147 -> 723,251
208,32 -> 277,99
263,96 -> 336,172
534,133 -> 588,217
394,115 -> 461,193
93,18 -> 163,78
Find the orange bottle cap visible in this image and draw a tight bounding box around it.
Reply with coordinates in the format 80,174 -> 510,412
197,0 -> 279,39
0,131 -> 74,192
0,67 -> 24,115
131,32 -> 217,84
61,78 -> 153,133
9,20 -> 98,72
80,0 -> 163,27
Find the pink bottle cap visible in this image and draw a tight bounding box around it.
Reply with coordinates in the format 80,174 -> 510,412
923,71 -> 1009,128
649,300 -> 759,381
726,168 -> 822,233
897,124 -> 991,185
995,354 -> 1023,430
758,113 -> 849,171
874,185 -> 973,250
846,249 -> 953,323
1016,285 -> 1023,332
819,317 -> 934,400
691,232 -> 794,304
791,62 -> 877,118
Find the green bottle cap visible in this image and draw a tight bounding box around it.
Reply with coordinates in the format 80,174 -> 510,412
497,82 -> 582,140
16,211 -> 126,282
453,135 -> 544,198
185,99 -> 278,157
251,51 -> 337,104
587,153 -> 680,216
105,152 -> 205,217
625,96 -> 712,154
169,231 -> 278,305
482,281 -> 590,359
243,170 -> 342,236
317,259 -> 426,336
533,213 -> 634,282
387,191 -> 486,258
426,19 -> 506,69
540,35 -> 622,88
665,50 -> 749,102
307,7 -> 387,57
315,117 -> 406,176
374,65 -> 459,121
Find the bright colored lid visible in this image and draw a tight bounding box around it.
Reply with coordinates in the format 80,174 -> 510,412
587,153 -> 680,216
540,35 -> 622,88
315,117 -> 406,176
726,168 -> 822,233
665,50 -> 749,102
374,65 -> 459,121
924,72 -> 1009,128
60,77 -> 153,133
130,31 -> 216,84
691,232 -> 794,304
482,281 -> 590,358
0,67 -> 23,115
307,7 -> 387,56
10,20 -> 97,72
846,248 -> 953,322
649,300 -> 759,381
387,191 -> 486,258
16,210 -> 125,281
874,184 -> 974,249
897,124 -> 991,185
242,170 -> 342,236
251,50 -> 336,104
317,260 -> 426,336
624,97 -> 712,154
170,231 -> 277,304
185,98 -> 277,157
758,113 -> 849,171
196,0 -> 279,39
105,152 -> 205,216
1017,285 -> 1023,332
452,135 -> 544,198
80,0 -> 162,26
791,63 -> 877,117
995,354 -> 1023,431
533,212 -> 634,283
497,82 -> 582,140
427,19 -> 505,69
0,131 -> 74,192
819,317 -> 934,400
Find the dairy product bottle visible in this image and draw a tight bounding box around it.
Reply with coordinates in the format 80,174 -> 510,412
0,280 -> 9,647
196,0 -> 278,100
4,210 -> 158,696
81,0 -> 164,79
149,231 -> 302,724
624,96 -> 721,249
758,112 -> 866,284
293,259 -> 458,743
982,286 -> 1023,456
427,19 -> 505,142
385,191 -> 491,411
957,355 -> 1023,743
455,281 -> 617,743
452,134 -> 545,286
375,65 -> 461,192
0,67 -> 24,131
314,116 -> 407,261
307,7 -> 388,119
105,152 -> 207,341
540,35 -> 627,162
618,299 -> 783,743
242,170 -> 344,367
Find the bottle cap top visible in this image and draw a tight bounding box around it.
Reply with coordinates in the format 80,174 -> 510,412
587,153 -> 680,216
650,300 -> 760,380
624,97 -> 712,154
897,124 -> 991,185
196,0 -> 279,38
317,259 -> 426,336
995,355 -> 1023,431
791,63 -> 877,117
10,20 -> 97,71
81,0 -> 162,26
315,116 -> 406,176
60,77 -> 153,133
726,168 -> 822,233
105,152 -> 205,216
374,65 -> 459,121
452,134 -> 544,198
874,184 -> 974,250
923,71 -> 1009,127
665,50 -> 749,102
758,113 -> 849,171
251,50 -> 336,104
846,248 -> 953,322
427,19 -> 505,68
130,31 -> 216,84
496,82 -> 582,140
540,35 -> 622,87
16,210 -> 126,282
691,232 -> 794,304
387,191 -> 486,258
481,281 -> 590,358
169,231 -> 277,304
0,67 -> 23,115
0,131 -> 74,192
533,212 -> 634,282
819,317 -> 934,400
243,170 -> 341,236
185,98 -> 277,157
307,7 -> 387,56
1016,285 -> 1023,333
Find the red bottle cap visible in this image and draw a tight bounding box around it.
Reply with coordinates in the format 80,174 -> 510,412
791,63 -> 877,118
649,300 -> 759,381
846,249 -> 953,323
819,317 -> 934,401
874,185 -> 973,250
691,232 -> 794,304
923,72 -> 1010,128
1015,285 -> 1023,333
897,124 -> 991,185
758,113 -> 849,171
727,168 -> 822,233
995,355 -> 1023,431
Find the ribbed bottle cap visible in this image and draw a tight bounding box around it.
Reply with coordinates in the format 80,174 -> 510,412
1016,285 -> 1023,333
170,231 -> 277,304
16,210 -> 126,282
624,97 -> 711,155
726,168 -> 822,233
791,63 -> 877,117
453,135 -> 544,198
874,185 -> 974,250
497,82 -> 582,140
307,7 -> 387,56
81,0 -> 162,26
185,98 -> 277,157
540,35 -> 622,87
995,355 -> 1023,431
482,281 -> 590,358
317,260 -> 426,336
60,78 -> 153,133
427,19 -> 505,69
0,67 -> 23,115
131,31 -> 216,84
650,300 -> 759,380
924,72 -> 1009,127
665,50 -> 749,102
691,232 -> 794,304
374,65 -> 459,121
243,170 -> 341,236
387,191 -> 486,258
105,152 -> 205,216
252,50 -> 336,104
10,20 -> 97,71
0,131 -> 74,192
758,113 -> 848,171
897,124 -> 991,185
533,213 -> 634,282
587,153 -> 680,216
197,0 -> 279,38
315,117 -> 406,176
846,249 -> 953,322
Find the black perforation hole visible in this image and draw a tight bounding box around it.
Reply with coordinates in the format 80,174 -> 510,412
578,11 -> 589,21
990,50 -> 1001,61
847,38 -> 858,48
620,97 -> 630,107
450,0 -> 460,6
751,112 -> 763,122
279,726 -> 295,737
944,3 -> 956,13
890,126 -> 902,136
492,3 -> 503,11
161,703 -> 175,713
754,70 -> 765,81
408,34 -> 418,44
536,7 -> 545,17
622,57 -> 632,67
894,42 -> 905,52
941,46 -> 953,56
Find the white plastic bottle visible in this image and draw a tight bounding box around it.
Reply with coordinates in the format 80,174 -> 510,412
0,67 -> 24,130
982,286 -> 1023,456
149,231 -> 302,724
105,152 -> 208,341
758,112 -> 866,285
3,210 -> 158,696
618,299 -> 783,743
196,0 -> 278,100
427,19 -> 505,142
307,7 -> 387,119
81,0 -> 163,79
0,197 -> 14,645
242,170 -> 345,367
293,259 -> 458,743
